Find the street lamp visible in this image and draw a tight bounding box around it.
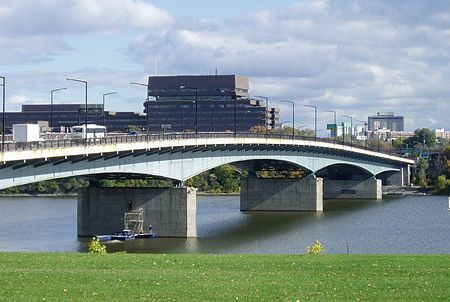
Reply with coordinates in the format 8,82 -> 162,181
282,100 -> 295,139
102,92 -> 117,128
1,76 -> 5,153
218,88 -> 237,136
255,95 -> 269,135
180,85 -> 198,135
67,78 -> 88,145
324,109 -> 336,143
304,104 -> 317,139
50,87 -> 67,132
130,82 -> 149,101
342,115 -> 353,146
130,82 -> 150,136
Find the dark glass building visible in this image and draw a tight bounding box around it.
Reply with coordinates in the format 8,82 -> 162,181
144,75 -> 279,132
0,75 -> 280,135
368,112 -> 404,131
0,104 -> 145,133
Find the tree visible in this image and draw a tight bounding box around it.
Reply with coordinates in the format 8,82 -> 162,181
434,175 -> 450,193
249,125 -> 267,134
405,128 -> 436,148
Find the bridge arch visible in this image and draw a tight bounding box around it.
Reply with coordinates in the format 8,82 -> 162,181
0,150 -> 403,189
316,163 -> 374,180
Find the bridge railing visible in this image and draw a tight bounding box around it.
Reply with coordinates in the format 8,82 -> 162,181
0,132 -> 394,155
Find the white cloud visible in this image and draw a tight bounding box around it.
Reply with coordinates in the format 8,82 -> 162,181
1,0 -> 449,131
0,0 -> 174,64
0,0 -> 173,36
8,94 -> 46,105
127,0 -> 450,130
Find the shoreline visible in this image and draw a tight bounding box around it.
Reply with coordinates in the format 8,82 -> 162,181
382,185 -> 432,196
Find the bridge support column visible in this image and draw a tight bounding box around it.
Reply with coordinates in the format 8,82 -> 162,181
78,187 -> 197,238
323,178 -> 382,199
240,176 -> 323,212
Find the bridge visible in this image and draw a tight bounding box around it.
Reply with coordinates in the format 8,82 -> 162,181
0,132 -> 414,238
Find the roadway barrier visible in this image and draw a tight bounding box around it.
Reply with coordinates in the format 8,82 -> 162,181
0,131 -> 391,154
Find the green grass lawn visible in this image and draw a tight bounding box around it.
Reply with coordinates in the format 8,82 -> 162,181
0,253 -> 449,301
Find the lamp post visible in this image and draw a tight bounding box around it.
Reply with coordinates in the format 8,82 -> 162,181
304,104 -> 317,139
218,88 -> 237,136
67,78 -> 88,144
130,82 -> 149,101
324,109 -> 336,143
282,100 -> 295,139
102,92 -> 117,128
342,115 -> 353,146
130,82 -> 149,136
50,87 -> 67,132
255,95 -> 269,135
1,76 -> 5,153
180,86 -> 198,135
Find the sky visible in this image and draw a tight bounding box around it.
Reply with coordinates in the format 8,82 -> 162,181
1,0 -> 450,132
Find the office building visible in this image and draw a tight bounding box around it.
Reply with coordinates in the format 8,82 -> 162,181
0,74 -> 280,135
144,75 -> 279,132
368,112 -> 404,131
435,128 -> 450,140
0,104 -> 145,133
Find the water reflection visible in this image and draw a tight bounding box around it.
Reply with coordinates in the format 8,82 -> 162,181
0,195 -> 449,254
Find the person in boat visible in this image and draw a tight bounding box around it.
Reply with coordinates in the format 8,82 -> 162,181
148,225 -> 153,235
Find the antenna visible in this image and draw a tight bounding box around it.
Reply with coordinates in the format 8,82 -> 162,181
154,57 -> 157,76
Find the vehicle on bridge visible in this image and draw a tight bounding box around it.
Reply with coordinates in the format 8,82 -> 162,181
71,124 -> 106,139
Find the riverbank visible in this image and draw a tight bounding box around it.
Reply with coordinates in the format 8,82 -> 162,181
0,253 -> 448,301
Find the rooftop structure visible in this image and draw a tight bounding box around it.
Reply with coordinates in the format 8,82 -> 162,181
148,74 -> 249,101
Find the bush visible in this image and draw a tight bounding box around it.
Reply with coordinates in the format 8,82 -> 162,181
306,240 -> 325,254
88,237 -> 107,254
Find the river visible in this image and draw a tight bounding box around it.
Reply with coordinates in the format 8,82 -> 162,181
0,195 -> 449,254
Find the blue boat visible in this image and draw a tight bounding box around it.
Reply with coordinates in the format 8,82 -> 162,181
111,229 -> 135,241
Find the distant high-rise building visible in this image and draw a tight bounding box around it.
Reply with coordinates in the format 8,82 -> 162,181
144,75 -> 279,132
368,112 -> 404,131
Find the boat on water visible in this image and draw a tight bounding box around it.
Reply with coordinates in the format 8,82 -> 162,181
96,209 -> 156,242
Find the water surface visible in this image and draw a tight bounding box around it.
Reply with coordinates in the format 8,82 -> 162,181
0,195 -> 449,254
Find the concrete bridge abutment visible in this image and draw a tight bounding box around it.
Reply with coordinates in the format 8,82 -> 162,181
240,176 -> 324,212
77,187 -> 197,238
323,178 -> 382,199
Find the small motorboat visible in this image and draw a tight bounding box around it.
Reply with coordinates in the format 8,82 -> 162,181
110,229 -> 135,241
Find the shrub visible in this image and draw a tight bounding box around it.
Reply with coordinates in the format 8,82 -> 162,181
306,240 -> 325,254
88,237 -> 107,254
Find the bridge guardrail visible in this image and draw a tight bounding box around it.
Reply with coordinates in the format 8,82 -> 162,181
0,132 -> 399,156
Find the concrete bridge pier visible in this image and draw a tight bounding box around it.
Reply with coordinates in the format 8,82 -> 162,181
323,178 -> 382,199
240,175 -> 324,212
77,187 -> 197,238
378,166 -> 411,186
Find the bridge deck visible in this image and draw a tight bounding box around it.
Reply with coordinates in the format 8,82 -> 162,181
0,132 -> 414,166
